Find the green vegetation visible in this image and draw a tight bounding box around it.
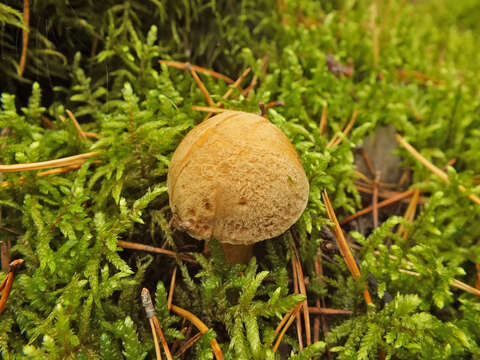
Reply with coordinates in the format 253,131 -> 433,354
1,0 -> 480,358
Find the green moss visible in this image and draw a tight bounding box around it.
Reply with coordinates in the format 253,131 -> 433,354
1,0 -> 480,358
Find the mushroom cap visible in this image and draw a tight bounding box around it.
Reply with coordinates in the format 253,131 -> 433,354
167,110 -> 309,245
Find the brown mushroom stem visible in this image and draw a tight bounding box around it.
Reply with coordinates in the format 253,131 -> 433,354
221,243 -> 254,264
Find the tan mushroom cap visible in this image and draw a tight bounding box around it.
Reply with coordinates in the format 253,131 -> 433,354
167,110 -> 309,245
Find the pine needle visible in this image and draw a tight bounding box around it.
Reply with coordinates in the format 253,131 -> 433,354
159,60 -> 234,84
167,266 -> 177,310
18,0 -> 29,77
66,110 -> 87,141
322,190 -> 373,305
170,304 -> 224,360
341,189 -> 415,225
0,259 -> 24,315
117,240 -> 196,263
272,304 -> 302,352
395,133 -> 480,206
319,105 -> 327,136
186,64 -> 215,107
0,152 -> 99,173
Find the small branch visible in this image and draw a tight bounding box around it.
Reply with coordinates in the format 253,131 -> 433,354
322,190 -> 373,306
395,134 -> 480,206
170,304 -> 224,360
18,0 -> 30,77
159,60 -> 234,84
0,152 -> 99,173
117,240 -> 196,263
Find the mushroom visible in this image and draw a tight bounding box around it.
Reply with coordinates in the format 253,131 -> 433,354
167,110 -> 309,263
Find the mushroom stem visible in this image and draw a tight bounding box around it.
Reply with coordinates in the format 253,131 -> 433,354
221,243 -> 254,264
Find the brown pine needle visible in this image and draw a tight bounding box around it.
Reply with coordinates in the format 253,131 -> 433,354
1,241 -> 11,272
327,109 -> 358,148
0,259 -> 24,316
66,110 -> 87,141
272,304 -> 302,353
159,60 -> 234,84
354,170 -> 374,184
322,190 -> 373,305
167,267 -> 177,310
319,106 -> 328,136
274,304 -> 297,336
397,269 -> 480,297
266,101 -> 285,109
186,64 -> 215,108
150,318 -> 163,360
141,288 -> 173,360
170,304 -> 224,360
0,152 -> 99,173
375,252 -> 480,297
117,240 -> 196,263
18,0 -> 29,77
308,307 -> 353,315
175,332 -> 202,357
42,116 -> 55,129
83,131 -> 100,139
355,182 -> 424,203
290,254 -> 304,349
398,188 -> 421,240
291,235 -> 311,346
152,317 -> 173,360
191,106 -> 235,114
396,134 -> 480,206
341,189 -> 415,225
0,163 -> 96,188
223,68 -> 251,100
372,173 -> 379,229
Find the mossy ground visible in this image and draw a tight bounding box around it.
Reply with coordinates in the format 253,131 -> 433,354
1,0 -> 480,359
